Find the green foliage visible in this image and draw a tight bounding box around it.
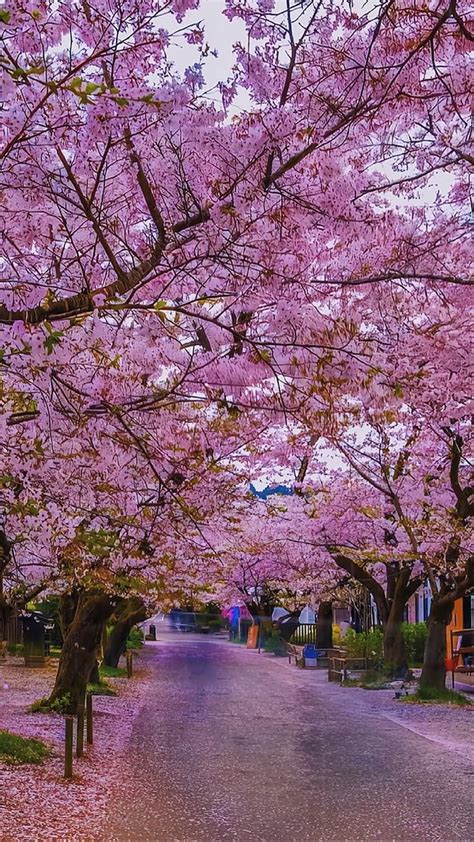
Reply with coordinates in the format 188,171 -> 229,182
126,626 -> 144,650
30,693 -> 72,714
404,686 -> 470,706
264,628 -> 286,656
342,628 -> 384,667
0,730 -> 51,765
401,622 -> 427,664
7,643 -> 23,656
340,624 -> 427,669
100,664 -> 126,678
87,682 -> 117,697
35,595 -> 63,645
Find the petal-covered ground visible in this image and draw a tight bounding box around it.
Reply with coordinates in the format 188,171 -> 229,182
0,656 -> 149,841
107,636 -> 474,842
2,639 -> 473,841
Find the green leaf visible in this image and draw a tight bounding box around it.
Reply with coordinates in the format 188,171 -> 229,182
26,64 -> 44,75
0,9 -> 11,24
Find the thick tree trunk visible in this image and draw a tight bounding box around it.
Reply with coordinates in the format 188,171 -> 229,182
383,599 -> 408,679
0,598 -> 11,645
104,597 -> 146,668
420,598 -> 453,691
48,591 -> 117,713
58,591 -> 79,643
89,660 -> 100,684
316,601 -> 333,649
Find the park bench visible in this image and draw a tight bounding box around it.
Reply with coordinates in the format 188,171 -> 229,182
286,642 -> 305,668
449,629 -> 474,687
328,651 -> 372,683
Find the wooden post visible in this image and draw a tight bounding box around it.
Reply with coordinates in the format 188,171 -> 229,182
86,693 -> 93,745
126,650 -> 133,678
64,715 -> 73,779
76,695 -> 85,758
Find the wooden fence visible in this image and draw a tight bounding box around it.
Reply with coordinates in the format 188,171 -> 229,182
0,615 -> 23,645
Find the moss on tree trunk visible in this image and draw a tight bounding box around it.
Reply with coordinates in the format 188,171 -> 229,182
383,597 -> 409,679
48,591 -> 117,713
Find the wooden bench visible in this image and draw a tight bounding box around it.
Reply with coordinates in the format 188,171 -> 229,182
286,642 -> 305,668
328,652 -> 372,683
449,630 -> 474,687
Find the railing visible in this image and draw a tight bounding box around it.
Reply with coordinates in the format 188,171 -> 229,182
290,623 -> 317,645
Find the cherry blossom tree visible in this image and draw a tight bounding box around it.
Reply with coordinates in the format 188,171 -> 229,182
1,0 -> 472,704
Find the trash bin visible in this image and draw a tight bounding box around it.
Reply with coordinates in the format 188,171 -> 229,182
303,644 -> 318,668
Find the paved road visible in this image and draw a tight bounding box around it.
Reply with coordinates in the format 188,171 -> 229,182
106,638 -> 473,842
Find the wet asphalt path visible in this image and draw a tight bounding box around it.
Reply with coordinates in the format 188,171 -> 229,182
106,637 -> 473,842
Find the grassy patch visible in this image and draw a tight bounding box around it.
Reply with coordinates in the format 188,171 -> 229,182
87,681 -> 117,697
402,686 -> 471,706
100,664 -> 126,678
0,730 -> 51,765
48,646 -> 62,659
29,693 -> 72,714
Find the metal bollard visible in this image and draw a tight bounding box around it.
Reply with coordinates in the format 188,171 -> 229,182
86,693 -> 93,744
64,715 -> 74,779
76,696 -> 85,758
126,650 -> 133,679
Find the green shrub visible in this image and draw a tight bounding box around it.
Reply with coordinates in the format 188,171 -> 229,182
343,628 -> 384,667
401,622 -> 427,664
0,730 -> 51,765
126,626 -> 144,650
264,627 -> 286,656
7,643 -> 24,656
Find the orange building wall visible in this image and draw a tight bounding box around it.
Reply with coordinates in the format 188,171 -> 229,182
446,598 -> 464,656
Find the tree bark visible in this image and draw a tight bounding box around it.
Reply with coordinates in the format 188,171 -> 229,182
89,660 -> 100,684
104,596 -> 146,668
383,601 -> 408,679
316,601 -> 333,649
48,591 -> 118,713
419,597 -> 453,690
420,557 -> 474,690
58,591 -> 79,642
277,611 -> 300,642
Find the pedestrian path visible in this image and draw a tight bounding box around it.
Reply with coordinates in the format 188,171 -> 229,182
106,638 -> 473,842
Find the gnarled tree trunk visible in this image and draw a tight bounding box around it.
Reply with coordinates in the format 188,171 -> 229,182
104,596 -> 146,668
58,590 -> 79,642
48,591 -> 117,713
